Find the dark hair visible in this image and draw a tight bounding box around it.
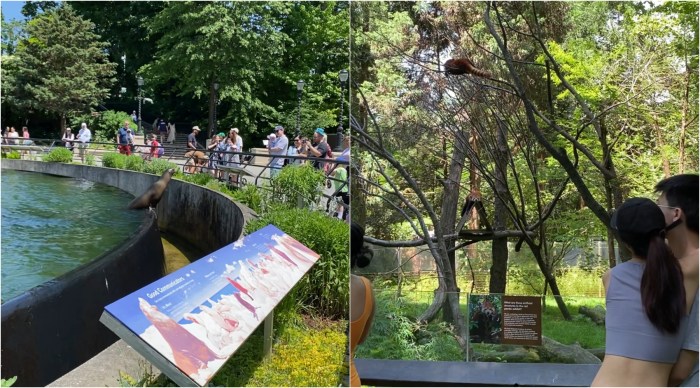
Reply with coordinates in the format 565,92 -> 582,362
655,174 -> 699,233
613,199 -> 685,333
351,223 -> 372,269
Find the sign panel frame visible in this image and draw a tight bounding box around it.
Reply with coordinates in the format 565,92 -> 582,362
100,224 -> 320,386
467,293 -> 542,346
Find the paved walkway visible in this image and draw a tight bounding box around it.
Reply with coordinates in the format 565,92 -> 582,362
48,340 -> 161,387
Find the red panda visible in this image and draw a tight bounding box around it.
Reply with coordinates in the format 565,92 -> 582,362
444,58 -> 491,79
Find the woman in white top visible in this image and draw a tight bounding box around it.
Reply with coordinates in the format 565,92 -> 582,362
167,122 -> 176,144
6,126 -> 19,145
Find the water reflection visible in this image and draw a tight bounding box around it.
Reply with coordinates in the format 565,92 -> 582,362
1,170 -> 143,301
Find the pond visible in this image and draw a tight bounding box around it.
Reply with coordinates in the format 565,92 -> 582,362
1,169 -> 143,302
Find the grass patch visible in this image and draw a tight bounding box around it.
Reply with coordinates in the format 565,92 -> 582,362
542,296 -> 605,349
356,276 -> 606,362
150,318 -> 346,387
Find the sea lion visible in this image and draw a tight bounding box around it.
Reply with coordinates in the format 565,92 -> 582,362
128,168 -> 175,210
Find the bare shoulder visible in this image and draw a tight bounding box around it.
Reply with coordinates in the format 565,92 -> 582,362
602,269 -> 612,293
351,275 -> 367,321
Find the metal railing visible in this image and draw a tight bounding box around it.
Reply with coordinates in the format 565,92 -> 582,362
3,137 -> 350,217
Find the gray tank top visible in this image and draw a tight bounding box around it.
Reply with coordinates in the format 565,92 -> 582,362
605,261 -> 688,363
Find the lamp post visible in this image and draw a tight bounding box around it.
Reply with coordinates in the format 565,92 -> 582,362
296,80 -> 304,138
137,76 -> 144,134
213,82 -> 219,135
336,69 -> 349,151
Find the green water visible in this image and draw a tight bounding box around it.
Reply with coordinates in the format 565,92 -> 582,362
1,170 -> 144,302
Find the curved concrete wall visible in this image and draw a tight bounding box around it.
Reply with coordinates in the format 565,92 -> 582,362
0,160 -> 251,386
1,212 -> 164,387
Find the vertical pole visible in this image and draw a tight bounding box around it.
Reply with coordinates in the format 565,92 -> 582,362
336,83 -> 345,152
263,311 -> 274,358
138,88 -> 142,134
296,89 -> 302,139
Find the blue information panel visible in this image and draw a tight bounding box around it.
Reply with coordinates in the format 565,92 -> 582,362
103,224 -> 320,386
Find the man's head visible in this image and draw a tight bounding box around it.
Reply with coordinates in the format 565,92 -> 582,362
123,120 -> 130,128
313,128 -> 325,143
274,125 -> 284,137
655,174 -> 699,234
192,126 -> 200,134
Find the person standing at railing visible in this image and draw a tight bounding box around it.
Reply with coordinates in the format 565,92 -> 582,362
331,165 -> 349,220
187,126 -> 201,151
62,127 -> 75,151
225,129 -> 240,166
232,127 -> 243,153
306,128 -> 331,170
337,135 -> 350,163
6,126 -> 19,145
267,125 -> 288,179
21,127 -> 31,144
76,123 -> 91,163
148,133 -> 164,160
116,121 -> 132,156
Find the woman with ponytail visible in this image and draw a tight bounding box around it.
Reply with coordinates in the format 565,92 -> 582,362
349,223 -> 376,387
592,198 -> 688,386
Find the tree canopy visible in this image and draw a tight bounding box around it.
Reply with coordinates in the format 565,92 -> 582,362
2,1 -> 350,140
5,4 -> 116,132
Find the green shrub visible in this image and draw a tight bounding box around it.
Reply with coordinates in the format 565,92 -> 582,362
270,164 -> 325,208
243,325 -> 346,387
101,152 -> 127,169
246,207 -> 349,319
124,154 -> 145,172
142,158 -> 179,175
43,147 -> 74,163
180,172 -> 215,186
1,376 -> 17,387
85,154 -> 95,166
228,184 -> 265,214
2,151 -> 21,159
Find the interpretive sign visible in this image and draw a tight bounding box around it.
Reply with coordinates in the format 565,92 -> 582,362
100,225 -> 320,386
468,294 -> 542,346
501,295 -> 542,346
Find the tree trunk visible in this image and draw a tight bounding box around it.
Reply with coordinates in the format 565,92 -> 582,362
440,130 -> 468,322
467,128 -> 480,259
679,56 -> 690,173
652,111 -> 671,178
600,114 -> 628,265
60,114 -> 67,138
530,244 -> 572,320
489,119 -> 509,293
208,82 -> 217,139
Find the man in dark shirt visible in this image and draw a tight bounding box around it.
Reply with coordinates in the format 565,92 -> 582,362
187,126 -> 201,150
306,128 -> 330,170
157,116 -> 168,143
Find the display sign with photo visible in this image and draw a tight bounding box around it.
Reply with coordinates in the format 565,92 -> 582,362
101,224 -> 320,386
468,294 -> 542,346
